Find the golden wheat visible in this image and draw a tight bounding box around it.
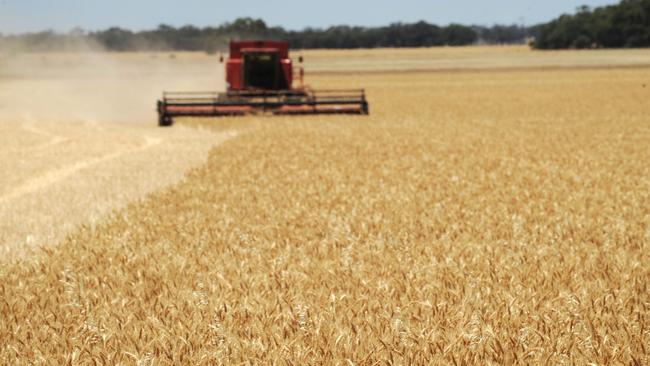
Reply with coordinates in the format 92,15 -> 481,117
1,48 -> 649,365
299,45 -> 650,73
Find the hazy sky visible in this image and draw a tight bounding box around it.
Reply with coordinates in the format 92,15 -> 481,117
0,0 -> 620,34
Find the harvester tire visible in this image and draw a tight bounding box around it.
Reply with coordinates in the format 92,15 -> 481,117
159,115 -> 173,127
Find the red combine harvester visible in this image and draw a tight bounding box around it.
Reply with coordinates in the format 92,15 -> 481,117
157,40 -> 369,126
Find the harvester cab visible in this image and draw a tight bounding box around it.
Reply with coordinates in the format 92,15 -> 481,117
224,41 -> 294,91
157,40 -> 368,126
241,51 -> 281,89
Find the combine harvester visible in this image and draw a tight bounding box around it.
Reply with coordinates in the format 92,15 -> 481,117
157,40 -> 369,126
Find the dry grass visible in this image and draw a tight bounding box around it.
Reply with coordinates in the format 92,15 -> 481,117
1,48 -> 649,364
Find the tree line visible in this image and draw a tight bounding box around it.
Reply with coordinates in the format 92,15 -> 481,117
4,0 -> 647,53
0,18 -> 535,53
534,0 -> 650,49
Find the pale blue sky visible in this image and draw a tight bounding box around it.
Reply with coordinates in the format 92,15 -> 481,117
0,0 -> 620,34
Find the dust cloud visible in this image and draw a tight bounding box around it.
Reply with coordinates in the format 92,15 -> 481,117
0,50 -> 225,124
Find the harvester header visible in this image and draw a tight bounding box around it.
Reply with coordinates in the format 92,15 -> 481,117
157,40 -> 368,126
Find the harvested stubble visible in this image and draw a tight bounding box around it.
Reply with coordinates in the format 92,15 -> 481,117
1,57 -> 650,364
0,121 -> 233,260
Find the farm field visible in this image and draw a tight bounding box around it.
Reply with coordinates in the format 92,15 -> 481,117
301,45 -> 650,73
1,47 -> 649,364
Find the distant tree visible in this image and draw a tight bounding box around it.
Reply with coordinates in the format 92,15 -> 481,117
534,0 -> 650,49
2,17 -> 539,52
93,28 -> 135,51
68,27 -> 85,37
224,17 -> 269,38
443,24 -> 477,45
476,24 -> 535,44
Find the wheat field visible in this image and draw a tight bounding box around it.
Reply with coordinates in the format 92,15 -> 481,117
299,45 -> 650,73
1,47 -> 649,365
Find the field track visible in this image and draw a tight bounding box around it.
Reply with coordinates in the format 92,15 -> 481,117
1,47 -> 649,364
0,120 -> 235,259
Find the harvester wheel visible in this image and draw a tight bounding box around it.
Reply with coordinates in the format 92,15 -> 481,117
158,114 -> 173,127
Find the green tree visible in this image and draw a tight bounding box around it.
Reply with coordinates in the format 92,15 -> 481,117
535,0 -> 650,49
443,24 -> 477,46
